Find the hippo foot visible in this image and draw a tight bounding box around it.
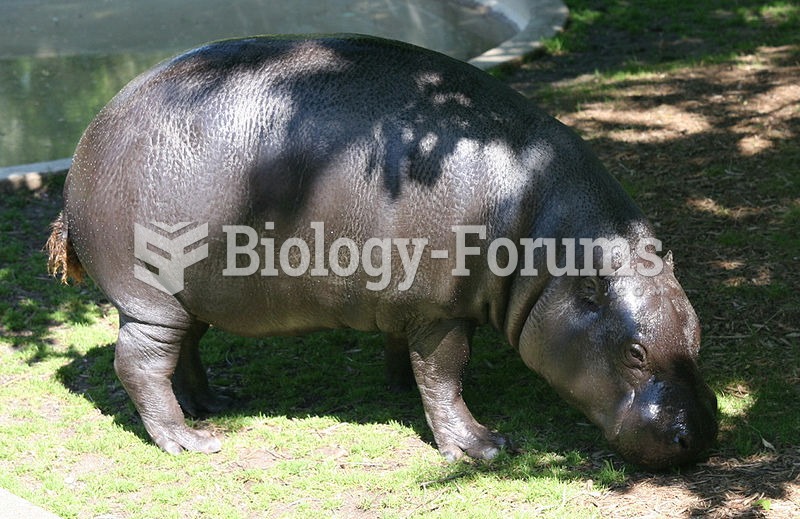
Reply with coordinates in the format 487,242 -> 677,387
148,422 -> 222,455
438,430 -> 511,462
115,318 -> 223,455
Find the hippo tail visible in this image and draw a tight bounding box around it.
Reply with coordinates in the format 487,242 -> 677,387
46,211 -> 84,283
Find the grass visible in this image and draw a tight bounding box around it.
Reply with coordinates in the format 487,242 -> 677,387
517,1 -> 800,514
541,0 -> 800,59
0,178 -> 611,518
2,0 -> 800,517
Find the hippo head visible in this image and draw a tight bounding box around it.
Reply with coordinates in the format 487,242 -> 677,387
516,251 -> 718,470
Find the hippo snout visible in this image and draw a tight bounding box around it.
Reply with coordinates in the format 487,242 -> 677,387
611,372 -> 718,470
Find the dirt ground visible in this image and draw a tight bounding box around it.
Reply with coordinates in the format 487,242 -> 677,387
504,19 -> 800,519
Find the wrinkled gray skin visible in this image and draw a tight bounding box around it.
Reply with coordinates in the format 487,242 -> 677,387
59,35 -> 717,470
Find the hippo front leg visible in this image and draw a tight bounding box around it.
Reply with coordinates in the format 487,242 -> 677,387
408,320 -> 509,462
115,315 -> 221,454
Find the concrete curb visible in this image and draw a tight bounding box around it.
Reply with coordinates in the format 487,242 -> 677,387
0,489 -> 62,519
0,0 -> 567,191
0,158 -> 72,192
469,0 -> 568,70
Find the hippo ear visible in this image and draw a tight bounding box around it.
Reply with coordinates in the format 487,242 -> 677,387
664,250 -> 674,267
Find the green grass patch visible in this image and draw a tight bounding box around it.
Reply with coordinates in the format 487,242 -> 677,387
2,0 -> 800,516
545,0 -> 800,76
0,180 -> 616,517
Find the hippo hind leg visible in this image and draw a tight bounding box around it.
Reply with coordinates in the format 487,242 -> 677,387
172,321 -> 232,417
384,334 -> 415,392
408,320 -> 510,462
115,314 -> 221,454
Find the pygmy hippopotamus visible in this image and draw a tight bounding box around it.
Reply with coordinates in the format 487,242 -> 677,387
47,34 -> 717,470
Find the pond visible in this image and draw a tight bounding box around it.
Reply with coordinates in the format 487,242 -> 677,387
0,0 -> 519,167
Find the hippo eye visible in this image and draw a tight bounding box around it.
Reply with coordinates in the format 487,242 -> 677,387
626,343 -> 647,368
580,276 -> 605,311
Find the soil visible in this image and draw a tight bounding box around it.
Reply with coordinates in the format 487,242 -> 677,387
503,18 -> 800,519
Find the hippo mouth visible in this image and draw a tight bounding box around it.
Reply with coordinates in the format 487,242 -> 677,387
609,374 -> 718,471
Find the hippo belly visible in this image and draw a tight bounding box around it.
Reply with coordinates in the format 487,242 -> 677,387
47,34 -> 717,469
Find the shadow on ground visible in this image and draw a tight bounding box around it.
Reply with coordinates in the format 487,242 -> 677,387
54,323 -> 611,480
506,6 -> 799,514
3,2 -> 798,515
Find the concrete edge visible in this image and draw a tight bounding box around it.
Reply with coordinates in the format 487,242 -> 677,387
0,158 -> 72,191
0,0 -> 568,187
0,489 -> 62,519
469,0 -> 568,70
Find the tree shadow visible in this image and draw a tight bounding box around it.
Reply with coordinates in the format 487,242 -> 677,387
512,0 -> 800,87
51,327 -> 471,458
0,173 -> 113,364
508,10 -> 799,514
4,17 -> 799,515
54,323 -> 613,480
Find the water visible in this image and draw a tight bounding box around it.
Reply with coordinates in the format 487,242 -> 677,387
0,0 -> 515,167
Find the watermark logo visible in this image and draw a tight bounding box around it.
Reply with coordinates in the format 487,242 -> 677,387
133,221 -> 664,294
134,222 -> 209,295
